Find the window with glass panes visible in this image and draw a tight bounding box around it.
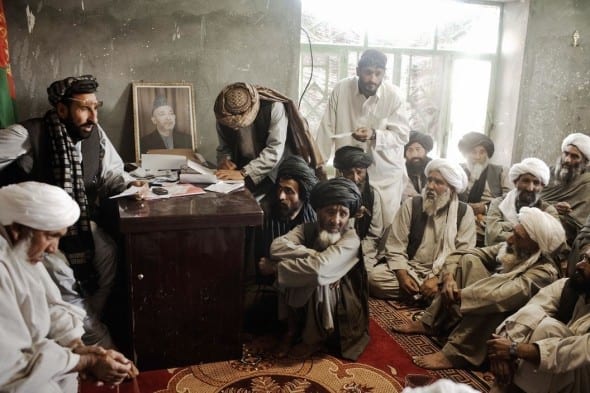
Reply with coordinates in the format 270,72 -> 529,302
299,0 -> 501,160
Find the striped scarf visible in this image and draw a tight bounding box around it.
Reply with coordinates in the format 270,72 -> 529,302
45,109 -> 98,296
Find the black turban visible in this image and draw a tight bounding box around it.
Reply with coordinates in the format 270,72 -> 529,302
405,130 -> 434,153
458,132 -> 495,158
310,178 -> 361,216
47,75 -> 99,107
333,146 -> 373,170
277,156 -> 318,201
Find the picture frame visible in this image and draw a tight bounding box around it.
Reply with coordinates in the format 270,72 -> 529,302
132,82 -> 197,162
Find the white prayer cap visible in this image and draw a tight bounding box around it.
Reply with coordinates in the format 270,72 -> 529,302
508,157 -> 550,186
402,379 -> 479,393
518,207 -> 565,254
562,132 -> 590,161
425,158 -> 468,193
0,182 -> 80,231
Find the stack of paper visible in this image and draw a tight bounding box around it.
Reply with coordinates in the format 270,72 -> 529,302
179,160 -> 217,184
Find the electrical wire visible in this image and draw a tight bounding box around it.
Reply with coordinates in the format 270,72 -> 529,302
298,26 -> 313,109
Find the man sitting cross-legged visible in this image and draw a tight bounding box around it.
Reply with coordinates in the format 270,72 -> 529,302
259,178 -> 369,360
394,207 -> 565,370
368,158 -> 476,302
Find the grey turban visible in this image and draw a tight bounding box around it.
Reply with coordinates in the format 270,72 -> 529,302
310,178 -> 361,216
47,75 -> 99,107
519,207 -> 566,254
405,130 -> 434,153
425,158 -> 468,193
562,132 -> 590,161
458,132 -> 495,158
277,156 -> 318,201
0,182 -> 80,231
333,146 -> 373,170
509,157 -> 550,186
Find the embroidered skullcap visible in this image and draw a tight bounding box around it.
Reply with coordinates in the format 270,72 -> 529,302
333,146 -> 373,170
0,182 -> 80,231
277,156 -> 318,201
358,49 -> 387,69
509,157 -> 551,186
47,75 -> 99,107
152,95 -> 170,113
458,132 -> 495,158
405,130 -> 434,153
562,132 -> 590,161
214,82 -> 260,129
425,158 -> 468,193
310,178 -> 361,216
518,207 -> 565,254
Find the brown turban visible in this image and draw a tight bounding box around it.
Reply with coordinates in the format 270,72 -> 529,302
458,132 -> 495,158
214,82 -> 260,129
47,75 -> 99,107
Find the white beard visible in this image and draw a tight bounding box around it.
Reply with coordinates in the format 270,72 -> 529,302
497,243 -> 529,273
12,236 -> 35,265
468,158 -> 489,182
422,187 -> 452,216
316,230 -> 342,251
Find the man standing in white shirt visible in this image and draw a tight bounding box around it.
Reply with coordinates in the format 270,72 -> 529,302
315,49 -> 410,226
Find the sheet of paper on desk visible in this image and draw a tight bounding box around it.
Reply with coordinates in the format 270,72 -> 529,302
145,183 -> 205,200
109,185 -> 145,199
141,154 -> 186,170
205,181 -> 244,194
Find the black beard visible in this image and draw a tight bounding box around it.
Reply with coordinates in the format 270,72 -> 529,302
570,271 -> 590,295
556,161 -> 584,185
516,190 -> 538,207
63,118 -> 96,142
406,158 -> 427,173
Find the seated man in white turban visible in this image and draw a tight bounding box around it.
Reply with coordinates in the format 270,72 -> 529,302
368,158 -> 476,301
486,158 -> 559,246
0,182 -> 137,393
487,247 -> 590,393
394,207 -> 564,370
260,178 -> 369,360
541,132 -> 590,245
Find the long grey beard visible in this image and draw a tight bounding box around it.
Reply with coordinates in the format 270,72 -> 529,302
12,236 -> 35,264
555,159 -> 585,185
422,187 -> 452,216
497,242 -> 531,273
316,230 -> 342,251
467,159 -> 489,182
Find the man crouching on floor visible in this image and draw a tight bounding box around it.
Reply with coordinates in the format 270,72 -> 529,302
259,178 -> 369,360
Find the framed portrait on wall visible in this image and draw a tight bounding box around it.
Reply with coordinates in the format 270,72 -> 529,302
132,82 -> 197,162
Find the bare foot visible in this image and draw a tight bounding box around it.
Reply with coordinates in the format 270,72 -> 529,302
412,352 -> 454,370
391,319 -> 432,335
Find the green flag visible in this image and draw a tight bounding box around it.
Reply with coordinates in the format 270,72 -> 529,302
0,0 -> 16,128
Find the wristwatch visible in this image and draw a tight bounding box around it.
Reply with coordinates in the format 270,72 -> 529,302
240,168 -> 248,178
509,341 -> 519,359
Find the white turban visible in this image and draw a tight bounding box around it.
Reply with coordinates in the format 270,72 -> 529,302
562,132 -> 590,161
425,158 -> 468,193
0,182 -> 80,231
402,379 -> 479,393
508,157 -> 550,186
518,207 -> 565,254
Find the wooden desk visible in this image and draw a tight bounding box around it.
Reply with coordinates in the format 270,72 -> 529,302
117,189 -> 263,370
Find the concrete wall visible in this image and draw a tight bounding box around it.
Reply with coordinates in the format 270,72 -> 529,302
512,0 -> 590,165
5,0 -> 301,163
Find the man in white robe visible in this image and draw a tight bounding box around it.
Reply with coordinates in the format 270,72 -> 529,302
0,182 -> 137,393
315,49 -> 410,225
487,246 -> 590,393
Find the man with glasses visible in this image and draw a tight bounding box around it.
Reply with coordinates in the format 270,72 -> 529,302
0,75 -> 136,348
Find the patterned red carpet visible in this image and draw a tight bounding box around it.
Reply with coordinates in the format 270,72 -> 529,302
81,298 -> 492,393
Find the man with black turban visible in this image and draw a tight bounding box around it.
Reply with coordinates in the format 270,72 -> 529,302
214,82 -> 324,198
0,75 -> 139,348
404,130 -> 434,196
458,132 -> 512,246
255,156 -> 318,283
334,146 -> 385,273
259,178 -> 369,360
